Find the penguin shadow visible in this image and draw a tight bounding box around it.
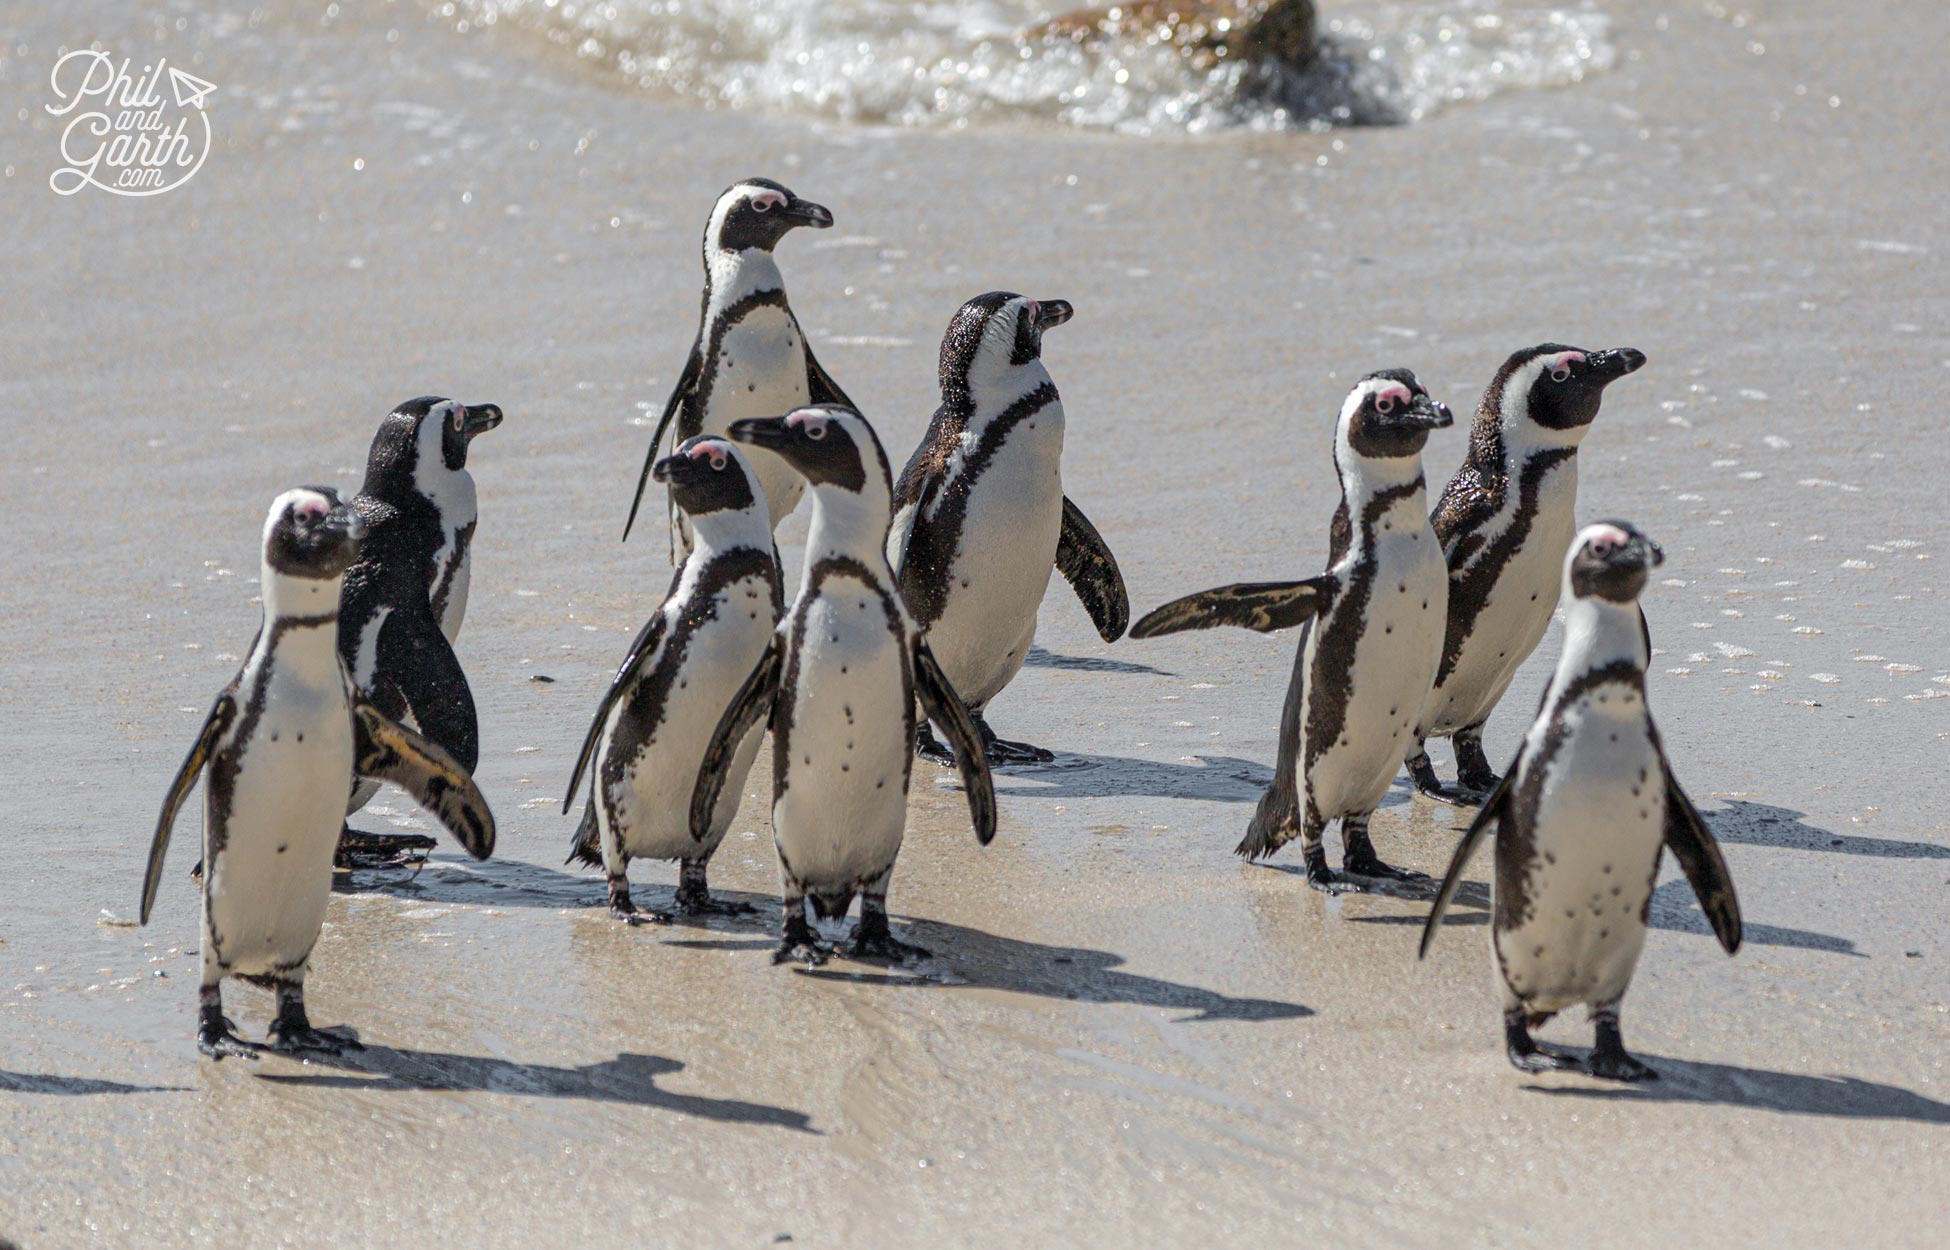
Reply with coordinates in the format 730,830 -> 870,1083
0,1070 -> 190,1096
1712,799 -> 1950,861
1522,1056 -> 1950,1124
990,752 -> 1273,803
789,917 -> 1313,1024
254,1046 -> 817,1131
1023,645 -> 1174,677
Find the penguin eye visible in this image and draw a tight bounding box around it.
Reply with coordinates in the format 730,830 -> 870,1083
1374,396 -> 1395,415
1590,539 -> 1613,557
449,408 -> 465,430
1550,367 -> 1572,384
804,421 -> 828,441
709,453 -> 727,471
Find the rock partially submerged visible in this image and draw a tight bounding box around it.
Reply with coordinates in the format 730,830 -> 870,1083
1028,1 -> 1319,72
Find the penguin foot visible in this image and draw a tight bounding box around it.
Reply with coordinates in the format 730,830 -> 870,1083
335,826 -> 437,870
197,1021 -> 263,1061
984,737 -> 1055,766
1455,768 -> 1502,798
1334,851 -> 1436,898
674,888 -> 756,917
1585,1015 -> 1658,1081
610,898 -> 674,927
1405,752 -> 1448,799
267,1024 -> 362,1057
845,927 -> 931,965
1508,1044 -> 1585,1075
773,939 -> 833,968
914,724 -> 958,767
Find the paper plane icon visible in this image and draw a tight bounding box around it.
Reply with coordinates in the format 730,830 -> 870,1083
167,66 -> 216,110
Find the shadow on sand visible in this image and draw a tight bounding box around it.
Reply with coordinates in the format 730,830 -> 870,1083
992,751 -> 1273,802
255,1045 -> 816,1131
1711,799 -> 1950,860
1024,645 -> 1174,677
1525,1055 -> 1950,1124
0,1071 -> 190,1095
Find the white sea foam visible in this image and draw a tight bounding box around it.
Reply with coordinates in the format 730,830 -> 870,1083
433,1 -> 1617,135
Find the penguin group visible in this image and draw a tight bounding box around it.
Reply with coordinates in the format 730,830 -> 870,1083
142,178 -> 1741,1083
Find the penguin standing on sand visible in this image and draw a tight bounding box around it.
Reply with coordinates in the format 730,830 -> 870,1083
1406,344 -> 1645,798
1132,371 -> 1453,893
338,396 -> 501,862
142,488 -> 494,1058
691,406 -> 996,966
564,436 -> 783,923
890,292 -> 1128,764
624,179 -> 852,559
1421,521 -> 1740,1080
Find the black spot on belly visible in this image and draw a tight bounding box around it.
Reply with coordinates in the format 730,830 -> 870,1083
1599,928 -> 1609,939
1601,863 -> 1612,874
296,733 -> 304,743
748,383 -> 756,393
1533,946 -> 1544,958
270,732 -> 279,742
277,843 -> 288,854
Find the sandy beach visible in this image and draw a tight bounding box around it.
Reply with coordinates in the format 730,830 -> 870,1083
1,0 -> 1945,1245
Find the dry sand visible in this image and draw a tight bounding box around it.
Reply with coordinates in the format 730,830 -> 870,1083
0,1 -> 1945,1246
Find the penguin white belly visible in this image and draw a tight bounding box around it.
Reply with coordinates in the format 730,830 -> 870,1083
705,309 -> 811,528
772,590 -> 910,891
205,683 -> 353,978
603,576 -> 777,860
1425,492 -> 1577,735
1495,709 -> 1664,1013
1310,534 -> 1449,817
926,430 -> 1065,708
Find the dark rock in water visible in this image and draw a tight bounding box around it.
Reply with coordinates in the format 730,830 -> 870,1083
1029,1 -> 1318,72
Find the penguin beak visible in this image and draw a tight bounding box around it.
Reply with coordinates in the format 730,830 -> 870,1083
461,403 -> 504,441
1033,299 -> 1074,331
650,454 -> 687,485
324,505 -> 365,552
780,199 -> 833,229
1628,532 -> 1665,569
1586,348 -> 1648,382
726,417 -> 794,451
1400,393 -> 1454,430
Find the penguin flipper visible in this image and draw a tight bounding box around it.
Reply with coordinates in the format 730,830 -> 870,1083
1131,576 -> 1332,640
1055,497 -> 1130,643
387,614 -> 480,773
352,698 -> 496,860
626,344 -> 701,548
1419,766 -> 1514,959
912,638 -> 997,845
689,636 -> 783,840
1659,760 -> 1742,955
562,610 -> 669,813
142,692 -> 236,924
802,338 -> 855,410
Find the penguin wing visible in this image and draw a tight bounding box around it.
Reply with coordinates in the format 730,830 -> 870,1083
1056,497 -> 1130,643
801,331 -> 855,410
352,697 -> 496,860
141,691 -> 236,924
912,638 -> 998,846
689,635 -> 783,840
1430,464 -> 1499,565
1660,759 -> 1743,954
385,610 -> 480,773
561,610 -> 670,814
1131,576 -> 1334,640
1418,766 -> 1515,958
624,343 -> 702,545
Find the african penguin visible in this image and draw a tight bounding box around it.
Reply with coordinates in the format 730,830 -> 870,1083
1422,521 -> 1741,1081
1132,371 -> 1454,894
1406,345 -> 1645,799
564,436 -> 783,923
890,292 -> 1128,764
141,488 -> 494,1059
692,405 -> 996,966
339,396 -> 499,863
624,179 -> 853,561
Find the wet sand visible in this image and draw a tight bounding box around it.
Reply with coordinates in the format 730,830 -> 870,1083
1,1 -> 1946,1246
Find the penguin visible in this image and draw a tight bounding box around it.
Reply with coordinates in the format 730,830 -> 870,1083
691,405 -> 996,966
623,178 -> 852,561
563,436 -> 784,923
1131,371 -> 1454,894
889,292 -> 1129,764
1405,345 -> 1646,799
338,395 -> 500,864
142,488 -> 494,1059
1421,521 -> 1741,1080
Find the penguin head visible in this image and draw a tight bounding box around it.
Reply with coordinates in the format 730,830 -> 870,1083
1567,520 -> 1664,604
707,179 -> 834,255
263,486 -> 364,581
728,406 -> 892,526
363,396 -> 502,502
1340,369 -> 1454,461
939,292 -> 1073,402
652,435 -> 764,526
1497,344 -> 1647,439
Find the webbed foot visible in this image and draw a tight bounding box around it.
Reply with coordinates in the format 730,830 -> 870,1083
984,737 -> 1055,766
846,927 -> 931,965
1586,1013 -> 1658,1082
197,1020 -> 263,1061
914,724 -> 958,767
1504,1010 -> 1581,1073
675,888 -> 757,917
267,1024 -> 362,1056
335,826 -> 436,870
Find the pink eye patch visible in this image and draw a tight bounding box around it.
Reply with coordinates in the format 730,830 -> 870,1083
1373,385 -> 1412,408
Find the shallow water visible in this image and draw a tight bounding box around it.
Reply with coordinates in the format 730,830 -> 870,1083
1,0 -> 1947,1246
